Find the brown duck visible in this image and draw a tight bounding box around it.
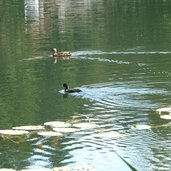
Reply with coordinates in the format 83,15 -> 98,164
51,48 -> 71,57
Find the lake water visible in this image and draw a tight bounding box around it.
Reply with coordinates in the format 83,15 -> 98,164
0,0 -> 171,171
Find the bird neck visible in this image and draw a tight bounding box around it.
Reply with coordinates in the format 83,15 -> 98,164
64,85 -> 68,91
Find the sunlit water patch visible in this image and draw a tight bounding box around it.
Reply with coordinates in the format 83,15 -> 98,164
58,80 -> 171,171
0,119 -> 133,170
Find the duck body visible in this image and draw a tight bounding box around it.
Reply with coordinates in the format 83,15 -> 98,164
63,83 -> 81,93
52,48 -> 71,57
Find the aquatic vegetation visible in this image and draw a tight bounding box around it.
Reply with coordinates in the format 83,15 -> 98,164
160,115 -> 171,120
12,125 -> 45,131
131,123 -> 171,130
0,130 -> 30,143
0,120 -> 98,142
1,117 -> 169,171
44,121 -> 71,128
156,107 -> 171,114
156,107 -> 171,120
131,125 -> 151,130
73,123 -> 97,129
53,127 -> 79,133
37,131 -> 63,137
0,130 -> 29,136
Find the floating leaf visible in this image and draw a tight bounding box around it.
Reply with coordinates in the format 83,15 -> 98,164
73,123 -> 97,129
0,130 -> 29,136
44,121 -> 71,128
131,125 -> 151,130
70,115 -> 81,119
13,125 -> 44,131
37,131 -> 63,137
156,107 -> 171,114
53,128 -> 78,133
154,123 -> 171,128
132,123 -> 171,130
160,115 -> 171,120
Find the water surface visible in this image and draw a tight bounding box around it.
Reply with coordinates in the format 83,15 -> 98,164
0,1 -> 171,171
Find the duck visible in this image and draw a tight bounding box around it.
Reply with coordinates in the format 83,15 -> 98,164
51,48 -> 71,57
63,83 -> 82,93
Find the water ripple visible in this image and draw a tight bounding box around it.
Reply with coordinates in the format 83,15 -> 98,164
72,50 -> 171,56
73,56 -> 131,65
69,82 -> 169,113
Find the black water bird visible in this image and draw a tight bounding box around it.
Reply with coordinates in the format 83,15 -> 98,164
63,83 -> 82,93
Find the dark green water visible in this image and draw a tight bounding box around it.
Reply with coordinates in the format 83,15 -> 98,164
0,0 -> 171,171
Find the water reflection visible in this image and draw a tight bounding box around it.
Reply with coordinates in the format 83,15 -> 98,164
25,0 -> 40,21
24,0 -> 45,48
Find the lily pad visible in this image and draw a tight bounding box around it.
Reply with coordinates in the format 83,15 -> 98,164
131,125 -> 151,130
53,128 -> 78,133
37,131 -> 63,137
132,123 -> 171,130
44,121 -> 71,128
0,130 -> 29,136
12,125 -> 44,131
156,107 -> 171,114
160,115 -> 171,120
73,123 -> 97,129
